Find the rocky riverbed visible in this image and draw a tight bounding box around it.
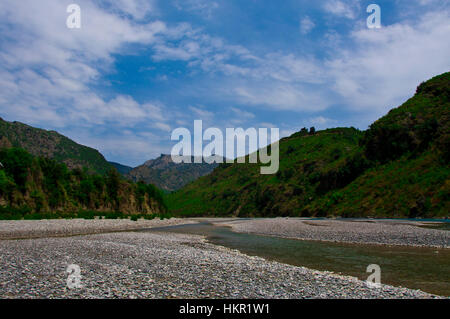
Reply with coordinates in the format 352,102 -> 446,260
215,218 -> 450,248
0,218 -> 194,240
0,218 -> 447,298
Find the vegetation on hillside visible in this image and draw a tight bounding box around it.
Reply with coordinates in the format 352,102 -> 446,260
0,147 -> 167,219
167,72 -> 450,218
0,118 -> 113,175
167,127 -> 365,217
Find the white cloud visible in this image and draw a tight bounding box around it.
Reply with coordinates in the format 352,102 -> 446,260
323,0 -> 360,19
173,0 -> 219,18
230,107 -> 255,119
188,106 -> 215,120
154,122 -> 172,132
0,0 -> 184,164
212,9 -> 450,116
0,0 -> 170,129
326,10 -> 450,115
226,107 -> 255,126
234,84 -> 329,112
300,16 -> 315,35
0,0 -> 449,163
95,0 -> 157,20
152,29 -> 255,70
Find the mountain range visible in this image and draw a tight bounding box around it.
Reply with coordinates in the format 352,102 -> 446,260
0,119 -> 218,192
0,72 -> 448,218
125,155 -> 219,192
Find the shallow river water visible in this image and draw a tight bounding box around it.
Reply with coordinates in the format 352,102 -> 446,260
144,221 -> 450,296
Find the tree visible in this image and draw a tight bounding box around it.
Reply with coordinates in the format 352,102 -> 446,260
106,168 -> 121,202
309,127 -> 316,135
0,148 -> 33,191
0,170 -> 15,197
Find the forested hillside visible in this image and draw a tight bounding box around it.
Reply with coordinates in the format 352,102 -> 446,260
0,148 -> 167,219
0,119 -> 113,175
167,72 -> 450,218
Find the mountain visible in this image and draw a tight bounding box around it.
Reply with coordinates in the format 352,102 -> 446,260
109,162 -> 133,175
0,147 -> 167,217
126,154 -> 219,192
0,118 -> 113,175
167,72 -> 450,218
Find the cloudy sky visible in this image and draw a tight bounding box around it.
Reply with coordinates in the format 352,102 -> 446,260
0,0 -> 449,166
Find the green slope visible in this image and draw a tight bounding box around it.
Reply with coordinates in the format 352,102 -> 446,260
168,127 -> 364,217
0,147 -> 167,217
0,118 -> 113,175
167,72 -> 450,218
307,150 -> 449,218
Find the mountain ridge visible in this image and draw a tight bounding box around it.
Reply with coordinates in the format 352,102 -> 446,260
109,161 -> 133,175
0,118 -> 113,175
126,154 -> 220,192
167,72 -> 450,218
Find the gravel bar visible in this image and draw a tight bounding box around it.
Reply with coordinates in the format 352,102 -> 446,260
0,218 -> 195,240
215,218 -> 450,248
0,230 -> 441,299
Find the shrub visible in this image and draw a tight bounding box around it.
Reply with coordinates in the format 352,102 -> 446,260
0,170 -> 15,197
0,148 -> 33,191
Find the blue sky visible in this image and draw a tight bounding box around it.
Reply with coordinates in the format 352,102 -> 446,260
0,0 -> 449,166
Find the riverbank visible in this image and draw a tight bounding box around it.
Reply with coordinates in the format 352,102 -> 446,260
0,229 -> 440,299
0,218 -> 447,298
214,218 -> 449,248
0,218 -> 194,240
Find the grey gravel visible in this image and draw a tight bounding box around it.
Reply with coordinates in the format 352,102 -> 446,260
0,218 -> 447,299
0,218 -> 195,240
216,218 -> 450,248
0,231 -> 441,299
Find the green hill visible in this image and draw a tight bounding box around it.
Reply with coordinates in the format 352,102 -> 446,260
0,147 -> 167,218
0,118 -> 113,175
167,72 -> 450,218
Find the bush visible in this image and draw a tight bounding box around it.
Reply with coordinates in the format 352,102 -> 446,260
30,190 -> 45,213
0,170 -> 15,197
106,168 -> 121,202
0,148 -> 33,190
77,210 -> 95,219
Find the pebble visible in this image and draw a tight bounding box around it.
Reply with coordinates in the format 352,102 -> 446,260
0,230 -> 442,299
220,218 -> 450,248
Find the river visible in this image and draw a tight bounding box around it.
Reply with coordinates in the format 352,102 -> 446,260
144,220 -> 450,296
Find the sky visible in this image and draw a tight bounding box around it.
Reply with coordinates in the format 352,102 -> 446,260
0,0 -> 449,166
